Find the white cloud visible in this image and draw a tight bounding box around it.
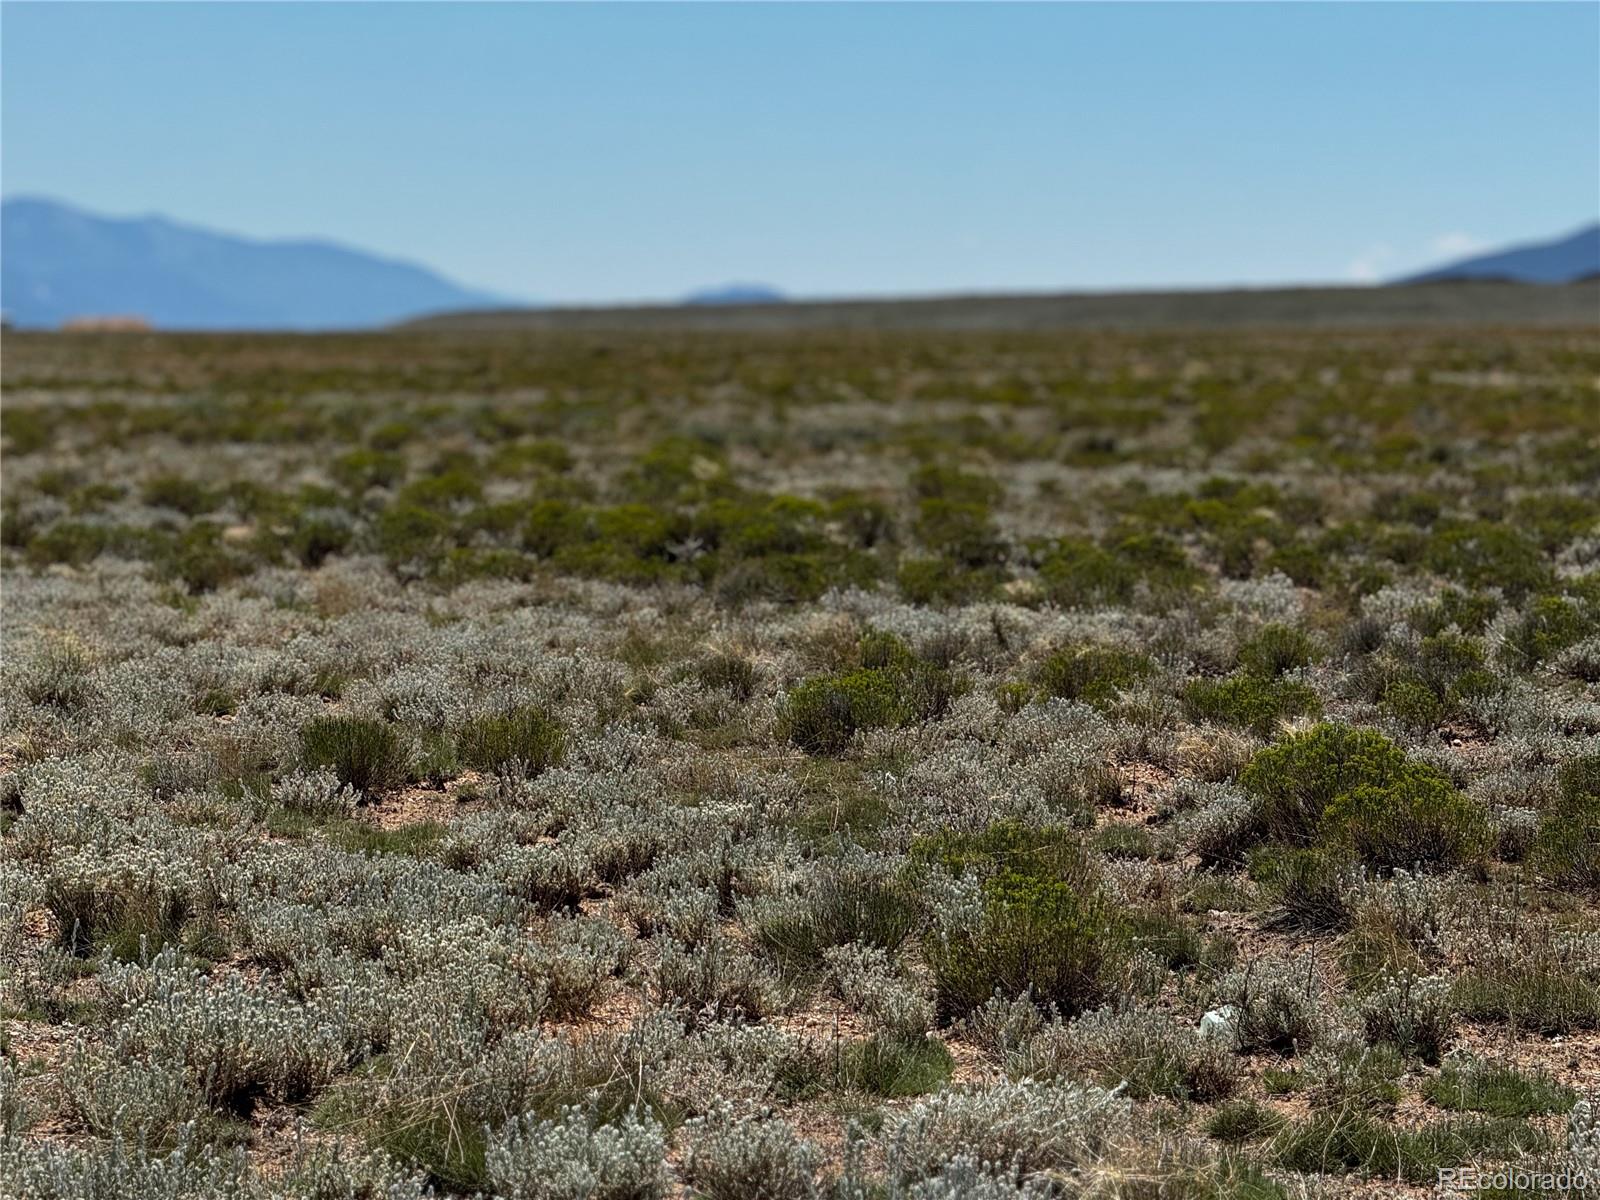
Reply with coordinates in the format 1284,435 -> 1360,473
1345,244 -> 1394,283
1430,232 -> 1486,258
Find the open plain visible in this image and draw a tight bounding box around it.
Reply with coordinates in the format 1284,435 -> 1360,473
4,300 -> 1600,1198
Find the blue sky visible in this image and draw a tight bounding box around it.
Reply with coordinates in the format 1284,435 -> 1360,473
3,2 -> 1596,303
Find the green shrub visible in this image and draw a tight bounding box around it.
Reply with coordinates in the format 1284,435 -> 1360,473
288,512 -> 354,568
1530,753 -> 1600,889
155,522 -> 253,593
781,656 -> 960,755
396,469 -> 483,511
702,494 -> 826,559
913,498 -> 1005,566
2,406 -> 52,455
1263,539 -> 1333,589
1379,489 -> 1445,528
1041,531 -> 1201,609
828,492 -> 894,547
1239,724 -> 1486,869
522,499 -> 587,557
331,447 -> 406,491
1502,594 -> 1588,668
1511,493 -> 1600,552
1240,723 -> 1411,843
553,504 -> 690,583
366,419 -> 418,451
375,502 -> 453,568
1236,624 -> 1318,677
1424,522 -> 1551,599
1184,674 -> 1321,738
895,555 -> 999,605
457,706 -> 566,778
781,668 -> 908,755
22,520 -> 121,568
1035,644 -> 1154,709
910,463 -> 1002,506
1037,537 -> 1135,608
625,435 -> 727,501
141,474 -> 216,516
926,871 -> 1124,1020
1379,679 -> 1445,731
1440,588 -> 1501,634
857,630 -> 914,670
488,437 -> 573,475
299,716 -> 409,798
713,552 -> 836,605
1321,770 -> 1488,869
1376,632 -> 1496,729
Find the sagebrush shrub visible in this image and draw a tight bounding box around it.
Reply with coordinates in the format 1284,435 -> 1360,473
681,1104 -> 820,1200
656,932 -> 779,1022
1214,954 -> 1337,1055
485,1105 -> 668,1200
272,767 -> 358,819
750,855 -> 920,972
1029,1003 -> 1239,1101
878,1077 -> 1130,1183
0,1126 -> 252,1200
1357,971 -> 1455,1062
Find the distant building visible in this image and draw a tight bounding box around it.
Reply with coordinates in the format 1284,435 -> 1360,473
61,315 -> 152,332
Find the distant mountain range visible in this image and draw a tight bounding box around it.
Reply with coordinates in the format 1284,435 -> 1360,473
4,195 -> 1594,330
1395,222 -> 1600,285
1,196 -> 508,330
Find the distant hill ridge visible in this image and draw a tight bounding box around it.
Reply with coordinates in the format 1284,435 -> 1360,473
683,283 -> 786,306
408,279 -> 1600,334
0,196 -> 506,330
